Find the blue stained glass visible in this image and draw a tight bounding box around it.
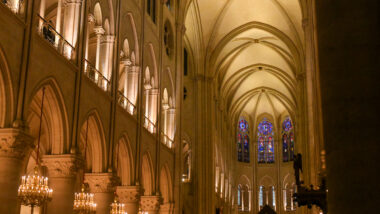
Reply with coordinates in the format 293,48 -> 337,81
282,117 -> 295,162
239,119 -> 248,132
258,119 -> 275,163
237,118 -> 250,163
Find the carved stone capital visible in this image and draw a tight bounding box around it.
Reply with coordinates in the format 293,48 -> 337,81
140,196 -> 161,212
42,154 -> 81,178
101,35 -> 115,43
0,128 -> 34,159
116,186 -> 141,203
85,173 -> 118,193
94,26 -> 105,35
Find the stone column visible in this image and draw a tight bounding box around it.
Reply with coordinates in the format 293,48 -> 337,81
93,26 -> 105,71
85,173 -> 117,214
55,0 -> 63,45
100,35 -> 115,81
116,186 -> 141,214
128,65 -> 140,109
0,128 -> 34,214
159,202 -> 174,214
140,195 -> 161,214
62,0 -> 82,58
149,89 -> 159,131
42,154 -> 81,214
166,108 -> 175,147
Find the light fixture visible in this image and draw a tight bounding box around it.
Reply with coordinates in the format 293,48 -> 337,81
18,87 -> 53,214
109,142 -> 127,214
73,184 -> 97,213
110,195 -> 126,214
73,118 -> 97,213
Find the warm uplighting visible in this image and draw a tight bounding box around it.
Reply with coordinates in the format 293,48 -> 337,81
138,208 -> 148,214
18,166 -> 53,207
73,185 -> 97,213
110,196 -> 127,214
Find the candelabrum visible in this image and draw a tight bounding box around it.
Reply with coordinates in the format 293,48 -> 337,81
73,184 -> 97,214
110,196 -> 127,214
18,166 -> 53,212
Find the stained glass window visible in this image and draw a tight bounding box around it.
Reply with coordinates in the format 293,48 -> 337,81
238,185 -> 242,206
237,118 -> 250,163
237,133 -> 243,162
258,118 -> 275,163
282,117 -> 295,162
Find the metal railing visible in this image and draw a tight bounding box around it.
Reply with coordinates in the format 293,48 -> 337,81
37,14 -> 76,61
83,59 -> 111,93
161,132 -> 174,148
117,91 -> 136,115
1,0 -> 24,16
143,116 -> 156,134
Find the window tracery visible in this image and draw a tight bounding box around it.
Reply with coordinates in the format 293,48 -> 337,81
258,119 -> 275,163
282,117 -> 295,162
237,118 -> 250,163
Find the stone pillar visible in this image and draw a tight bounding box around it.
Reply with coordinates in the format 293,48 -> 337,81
166,108 -> 175,147
0,129 -> 34,214
55,0 -> 63,46
85,173 -> 117,214
42,154 -> 81,214
128,65 -> 140,109
62,0 -> 82,57
93,26 -> 105,71
116,186 -> 141,214
149,89 -> 159,130
140,195 -> 161,214
159,202 -> 174,214
248,189 -> 252,211
100,35 -> 115,80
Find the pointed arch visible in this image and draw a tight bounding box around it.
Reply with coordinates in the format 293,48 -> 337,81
26,79 -> 69,155
127,12 -> 140,64
116,134 -> 134,185
141,152 -> 154,195
160,163 -> 173,203
148,43 -> 158,87
79,110 -> 107,173
0,46 -> 14,128
94,3 -> 103,26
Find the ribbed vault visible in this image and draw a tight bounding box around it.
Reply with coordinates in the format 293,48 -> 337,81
185,0 -> 305,121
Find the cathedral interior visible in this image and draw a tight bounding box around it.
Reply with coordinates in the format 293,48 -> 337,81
0,0 -> 379,214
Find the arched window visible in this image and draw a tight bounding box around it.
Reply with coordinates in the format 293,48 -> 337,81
282,117 -> 295,162
147,0 -> 156,23
237,118 -> 250,163
258,118 -> 275,163
237,185 -> 242,208
259,186 -> 265,210
271,186 -> 276,210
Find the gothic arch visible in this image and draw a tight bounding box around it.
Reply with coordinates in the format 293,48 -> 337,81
26,79 -> 69,155
79,110 -> 107,173
0,46 -> 14,128
141,152 -> 154,195
148,43 -> 159,88
116,134 -> 134,185
160,163 -> 173,203
127,12 -> 140,64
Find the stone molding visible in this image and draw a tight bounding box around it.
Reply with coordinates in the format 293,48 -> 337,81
42,154 -> 81,178
94,26 -> 105,35
140,195 -> 161,211
116,186 -> 141,203
85,173 -> 118,193
0,128 -> 34,159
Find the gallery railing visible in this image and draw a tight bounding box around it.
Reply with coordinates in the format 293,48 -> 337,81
117,91 -> 136,116
83,59 -> 111,93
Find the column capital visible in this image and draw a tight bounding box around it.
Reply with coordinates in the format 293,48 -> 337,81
101,35 -> 115,43
85,173 -> 119,193
116,186 -> 142,203
94,26 -> 105,35
0,128 -> 34,159
140,195 -> 161,212
42,154 -> 82,178
149,88 -> 159,95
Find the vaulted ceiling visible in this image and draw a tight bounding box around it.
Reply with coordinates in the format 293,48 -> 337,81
185,0 -> 306,122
